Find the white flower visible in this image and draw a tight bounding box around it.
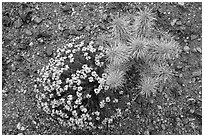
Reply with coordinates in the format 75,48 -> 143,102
91,71 -> 97,77
63,85 -> 69,90
82,108 -> 87,113
77,86 -> 83,91
82,47 -> 87,51
82,64 -> 88,69
104,85 -> 109,90
72,110 -> 78,116
105,97 -> 110,102
70,58 -> 74,63
76,91 -> 82,97
88,77 -> 94,82
94,88 -> 100,94
86,94 -> 91,98
65,49 -> 71,54
99,100 -> 105,108
76,79 -> 82,85
95,111 -> 100,116
72,49 -> 77,53
113,98 -> 119,103
67,43 -> 73,48
68,53 -> 73,58
85,56 -> 91,60
84,52 -> 88,56
102,73 -> 108,78
67,95 -> 73,100
96,117 -> 100,120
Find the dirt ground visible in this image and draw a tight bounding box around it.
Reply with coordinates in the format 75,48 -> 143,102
2,2 -> 202,135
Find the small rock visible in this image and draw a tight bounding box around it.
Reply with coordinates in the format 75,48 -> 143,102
14,18 -> 23,28
29,42 -> 34,46
11,63 -> 16,71
196,47 -> 202,53
85,25 -> 91,31
171,19 -> 178,26
33,16 -> 42,24
179,73 -> 183,78
192,69 -> 201,77
178,2 -> 185,6
172,106 -> 177,111
190,108 -> 195,113
144,130 -> 150,135
191,77 -> 196,83
2,16 -> 12,27
183,46 -> 190,52
161,124 -> 166,130
176,20 -> 182,25
37,38 -> 44,43
58,23 -> 64,31
191,35 -> 197,40
157,105 -> 162,109
180,25 -> 186,30
25,29 -> 32,36
46,46 -> 53,56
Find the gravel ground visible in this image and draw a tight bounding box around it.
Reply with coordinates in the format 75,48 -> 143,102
2,2 -> 202,135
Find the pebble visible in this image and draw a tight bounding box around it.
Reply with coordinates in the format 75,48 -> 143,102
180,25 -> 186,30
58,23 -> 64,31
183,46 -> 190,52
2,16 -> 11,27
170,19 -> 177,26
178,2 -> 185,6
172,106 -> 177,111
33,16 -> 42,24
191,35 -> 197,40
17,122 -> 26,131
157,105 -> 162,109
46,46 -> 53,56
14,18 -> 23,28
192,69 -> 201,77
144,130 -> 150,135
196,47 -> 202,53
25,29 -> 32,36
176,20 -> 182,25
161,124 -> 166,130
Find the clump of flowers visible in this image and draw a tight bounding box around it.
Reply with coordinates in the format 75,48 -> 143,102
34,37 -> 127,130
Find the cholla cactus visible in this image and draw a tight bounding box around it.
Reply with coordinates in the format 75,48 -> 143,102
105,69 -> 126,89
151,63 -> 174,84
139,75 -> 159,97
147,37 -> 181,62
105,40 -> 132,66
109,13 -> 132,42
129,6 -> 156,38
128,37 -> 149,59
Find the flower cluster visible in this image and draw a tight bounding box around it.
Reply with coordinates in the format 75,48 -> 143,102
34,37 -> 127,130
